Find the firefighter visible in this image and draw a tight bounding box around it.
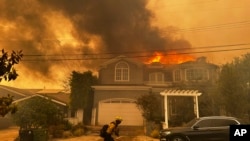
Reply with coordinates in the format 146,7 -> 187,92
104,116 -> 123,141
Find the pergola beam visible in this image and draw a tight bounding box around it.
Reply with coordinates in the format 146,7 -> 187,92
160,89 -> 202,129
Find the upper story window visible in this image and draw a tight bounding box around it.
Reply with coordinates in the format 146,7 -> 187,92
185,68 -> 208,81
115,61 -> 129,81
149,72 -> 164,83
174,70 -> 181,82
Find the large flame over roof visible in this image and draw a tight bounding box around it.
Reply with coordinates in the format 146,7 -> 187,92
146,51 -> 195,64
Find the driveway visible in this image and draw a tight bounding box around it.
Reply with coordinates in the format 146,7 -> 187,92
54,135 -> 158,141
0,126 -> 19,141
0,127 -> 158,141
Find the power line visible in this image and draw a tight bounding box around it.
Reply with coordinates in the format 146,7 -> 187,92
22,45 -> 250,62
177,21 -> 250,32
22,43 -> 250,57
160,21 -> 250,33
154,0 -> 221,9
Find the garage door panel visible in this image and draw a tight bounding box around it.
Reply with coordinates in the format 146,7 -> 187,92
98,101 -> 143,126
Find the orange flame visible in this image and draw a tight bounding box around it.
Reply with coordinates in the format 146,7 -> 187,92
146,51 -> 195,64
151,52 -> 162,62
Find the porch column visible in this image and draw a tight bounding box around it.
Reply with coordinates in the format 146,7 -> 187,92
193,95 -> 199,118
164,95 -> 168,129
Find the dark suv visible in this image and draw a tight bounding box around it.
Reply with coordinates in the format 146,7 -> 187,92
159,116 -> 241,141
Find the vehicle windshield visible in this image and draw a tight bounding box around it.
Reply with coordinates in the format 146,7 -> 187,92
183,118 -> 199,127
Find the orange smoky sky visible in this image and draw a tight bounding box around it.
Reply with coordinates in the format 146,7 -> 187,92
1,0 -> 250,88
149,0 -> 250,64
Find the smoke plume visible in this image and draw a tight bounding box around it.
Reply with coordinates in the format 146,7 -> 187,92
0,0 -> 192,88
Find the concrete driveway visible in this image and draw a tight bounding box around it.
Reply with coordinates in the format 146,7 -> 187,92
54,135 -> 158,141
0,127 -> 158,141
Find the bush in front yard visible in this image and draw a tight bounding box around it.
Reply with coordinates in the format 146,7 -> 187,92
72,128 -> 84,136
150,129 -> 160,138
71,123 -> 85,136
62,131 -> 73,138
49,124 -> 65,138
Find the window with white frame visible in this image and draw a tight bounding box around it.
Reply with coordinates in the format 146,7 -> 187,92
185,68 -> 208,81
149,72 -> 164,83
115,61 -> 129,81
174,69 -> 181,81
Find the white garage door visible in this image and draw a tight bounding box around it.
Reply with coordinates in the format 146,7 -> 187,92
98,98 -> 143,126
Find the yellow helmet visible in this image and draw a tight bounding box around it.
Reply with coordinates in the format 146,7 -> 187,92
115,116 -> 123,121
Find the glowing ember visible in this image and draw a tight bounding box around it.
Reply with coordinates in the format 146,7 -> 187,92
146,51 -> 195,64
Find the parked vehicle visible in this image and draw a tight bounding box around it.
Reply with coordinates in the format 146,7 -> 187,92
159,116 -> 241,141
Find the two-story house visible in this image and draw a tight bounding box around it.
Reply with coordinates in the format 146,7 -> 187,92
92,56 -> 149,126
91,55 -> 219,126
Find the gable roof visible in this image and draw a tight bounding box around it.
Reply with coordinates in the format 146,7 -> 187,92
36,89 -> 70,104
99,55 -> 144,69
0,85 -> 37,100
0,85 -> 70,106
13,94 -> 68,106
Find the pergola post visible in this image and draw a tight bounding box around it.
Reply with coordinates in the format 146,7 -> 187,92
160,89 -> 202,129
164,95 -> 168,129
194,95 -> 199,118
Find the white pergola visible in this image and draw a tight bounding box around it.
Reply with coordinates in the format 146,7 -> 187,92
160,89 -> 202,129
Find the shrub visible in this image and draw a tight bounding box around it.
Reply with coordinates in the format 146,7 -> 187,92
72,128 -> 84,136
49,124 -> 65,138
72,123 -> 84,130
61,120 -> 73,131
150,129 -> 159,138
62,131 -> 73,138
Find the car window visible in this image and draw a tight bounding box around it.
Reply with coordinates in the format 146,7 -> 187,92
189,118 -> 240,128
184,118 -> 199,127
211,119 -> 239,127
195,119 -> 212,127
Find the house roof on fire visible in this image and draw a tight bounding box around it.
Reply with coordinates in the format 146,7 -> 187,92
180,57 -> 218,68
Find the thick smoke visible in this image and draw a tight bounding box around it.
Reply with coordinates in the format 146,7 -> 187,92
40,0 -> 191,52
0,0 -> 191,87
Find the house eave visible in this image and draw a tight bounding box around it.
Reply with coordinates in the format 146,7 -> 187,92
92,85 -> 151,91
13,94 -> 67,106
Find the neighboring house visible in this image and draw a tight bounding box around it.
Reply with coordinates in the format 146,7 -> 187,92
14,89 -> 84,125
0,85 -> 36,100
0,85 -> 37,128
92,55 -> 219,126
35,89 -> 82,125
0,85 -> 81,126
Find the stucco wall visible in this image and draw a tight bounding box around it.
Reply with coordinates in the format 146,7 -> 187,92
99,60 -> 144,85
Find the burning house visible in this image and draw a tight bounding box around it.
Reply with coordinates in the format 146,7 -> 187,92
91,54 -> 219,126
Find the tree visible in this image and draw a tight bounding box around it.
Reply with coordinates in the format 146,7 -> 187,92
12,96 -> 63,129
0,49 -> 23,117
218,53 -> 250,118
0,94 -> 17,117
136,93 -> 162,121
69,70 -> 97,124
